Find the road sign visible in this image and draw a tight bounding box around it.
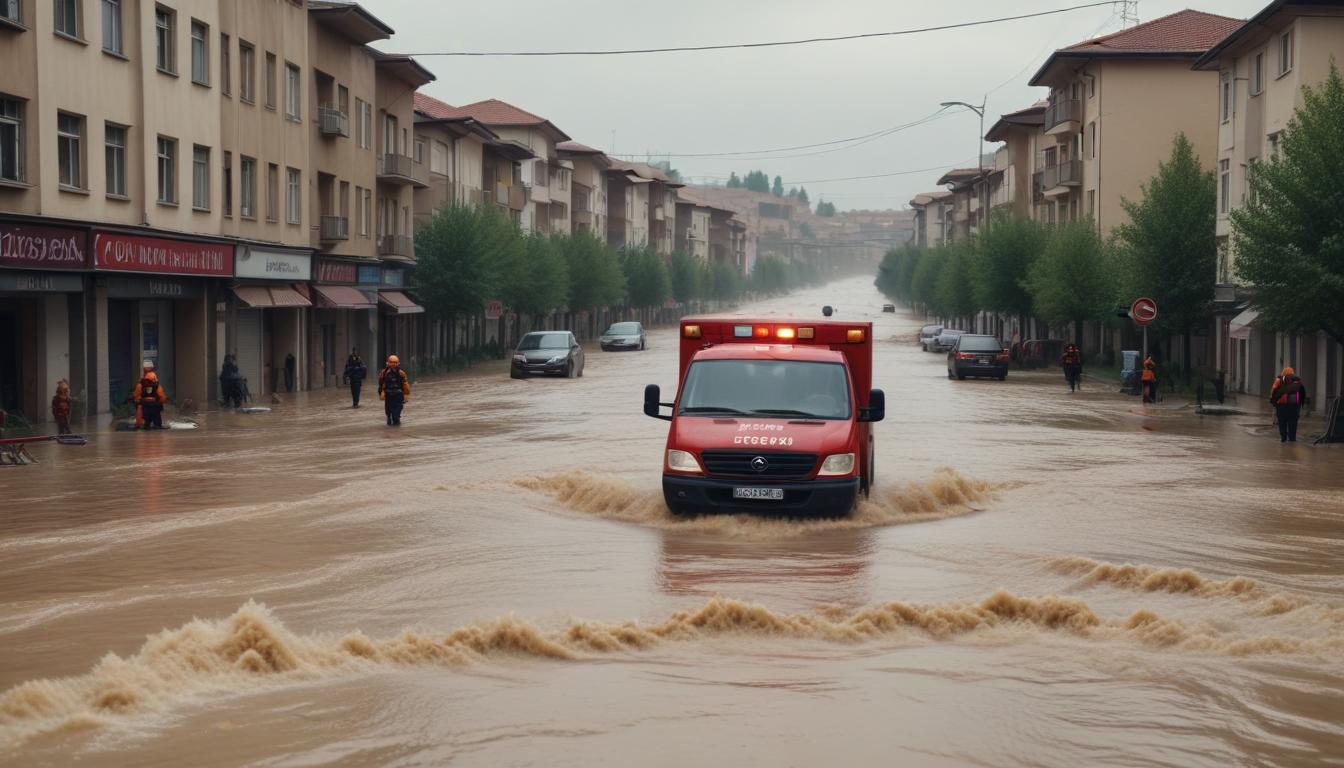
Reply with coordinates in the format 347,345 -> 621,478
484,300 -> 503,320
1131,297 -> 1158,326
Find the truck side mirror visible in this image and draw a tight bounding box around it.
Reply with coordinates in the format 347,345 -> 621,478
644,384 -> 672,421
860,388 -> 885,422
822,305 -> 834,317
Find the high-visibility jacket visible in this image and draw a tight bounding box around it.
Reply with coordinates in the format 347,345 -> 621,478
1141,368 -> 1157,383
1269,375 -> 1306,406
378,367 -> 410,402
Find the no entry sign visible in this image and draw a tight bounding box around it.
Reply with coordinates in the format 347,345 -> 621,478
484,300 -> 503,320
1131,297 -> 1158,326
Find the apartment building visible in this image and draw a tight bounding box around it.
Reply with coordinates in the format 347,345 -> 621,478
673,188 -> 711,261
908,191 -> 953,248
412,92 -> 533,226
983,103 -> 1048,220
605,159 -> 652,249
936,168 -> 983,242
0,0 -> 432,421
1193,0 -> 1344,399
1028,10 -> 1242,233
556,141 -> 608,239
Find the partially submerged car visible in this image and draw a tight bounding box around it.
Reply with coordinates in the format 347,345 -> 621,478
511,331 -> 585,378
600,321 -> 646,351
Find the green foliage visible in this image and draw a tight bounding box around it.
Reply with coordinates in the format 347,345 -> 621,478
498,232 -> 568,321
744,171 -> 771,194
876,245 -> 922,302
1232,63 -> 1344,346
910,248 -> 944,311
413,204 -> 513,319
669,250 -> 703,303
709,262 -> 741,302
772,175 -> 784,197
620,246 -> 671,307
1115,133 -> 1217,335
816,200 -> 837,217
797,187 -> 809,205
753,255 -> 791,294
936,241 -> 978,322
1026,219 -> 1115,332
726,172 -> 742,188
973,210 -> 1045,318
560,231 -> 625,310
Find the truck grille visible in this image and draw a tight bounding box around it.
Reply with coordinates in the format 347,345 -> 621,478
700,450 -> 818,480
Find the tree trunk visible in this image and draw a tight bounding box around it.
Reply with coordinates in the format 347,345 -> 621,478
1182,327 -> 1193,385
1073,319 -> 1083,348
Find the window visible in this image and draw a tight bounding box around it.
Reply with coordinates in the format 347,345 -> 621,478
1087,189 -> 1095,218
0,97 -> 22,183
220,34 -> 230,95
414,139 -> 424,164
240,156 -> 255,217
57,112 -> 83,189
430,140 -> 448,175
1247,158 -> 1259,207
190,20 -> 208,84
104,123 -> 126,197
285,63 -> 300,120
383,114 -> 398,154
54,0 -> 78,38
102,0 -> 121,53
361,188 -> 371,236
286,167 -> 300,224
337,84 -> 348,114
1220,73 -> 1232,123
192,145 -> 208,209
1087,122 -> 1096,159
1279,29 -> 1293,75
266,162 -> 278,221
1087,77 -> 1095,98
2,0 -> 20,24
222,151 -> 232,216
263,52 -> 276,109
155,7 -> 175,74
1219,159 -> 1230,214
238,41 -> 254,102
358,100 -> 372,149
155,135 -> 176,203
1251,52 -> 1264,95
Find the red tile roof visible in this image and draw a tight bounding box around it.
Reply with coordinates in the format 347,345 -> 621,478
414,92 -> 458,120
556,141 -> 604,155
1060,9 -> 1244,54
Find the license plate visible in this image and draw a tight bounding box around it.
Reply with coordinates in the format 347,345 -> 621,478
733,487 -> 784,500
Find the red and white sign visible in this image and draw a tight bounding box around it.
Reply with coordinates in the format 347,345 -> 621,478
484,300 -> 503,320
94,233 -> 232,276
1130,297 -> 1158,326
0,223 -> 88,270
314,259 -> 357,284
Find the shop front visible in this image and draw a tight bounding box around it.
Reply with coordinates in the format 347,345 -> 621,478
229,246 -> 313,397
376,266 -> 424,366
307,258 -> 377,389
0,221 -> 90,425
92,231 -> 232,412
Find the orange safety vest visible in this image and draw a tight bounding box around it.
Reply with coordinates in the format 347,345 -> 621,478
1141,369 -> 1156,383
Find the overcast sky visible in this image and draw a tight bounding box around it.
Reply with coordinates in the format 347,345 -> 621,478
372,0 -> 1265,212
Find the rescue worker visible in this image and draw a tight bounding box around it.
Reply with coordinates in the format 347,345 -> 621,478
1141,357 -> 1159,404
1268,366 -> 1309,442
342,349 -> 368,408
130,369 -> 168,430
51,379 -> 73,435
1060,344 -> 1083,392
378,355 -> 410,426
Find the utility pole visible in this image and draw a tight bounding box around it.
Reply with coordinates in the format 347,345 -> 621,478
1120,0 -> 1139,28
940,99 -> 988,233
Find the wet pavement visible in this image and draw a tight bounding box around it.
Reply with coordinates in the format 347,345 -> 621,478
1,277 -> 1342,767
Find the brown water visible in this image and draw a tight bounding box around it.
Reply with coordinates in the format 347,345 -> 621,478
2,278 -> 1342,767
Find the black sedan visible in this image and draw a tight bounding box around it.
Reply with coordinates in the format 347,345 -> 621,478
511,331 -> 585,378
947,334 -> 1009,380
600,321 -> 646,351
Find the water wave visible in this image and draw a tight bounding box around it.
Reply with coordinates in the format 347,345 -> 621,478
3,592 -> 1339,748
515,467 -> 1008,537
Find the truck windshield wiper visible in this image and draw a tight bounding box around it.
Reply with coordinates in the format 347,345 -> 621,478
681,406 -> 751,416
751,408 -> 827,418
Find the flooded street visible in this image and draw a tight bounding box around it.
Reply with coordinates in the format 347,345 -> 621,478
2,277 -> 1342,767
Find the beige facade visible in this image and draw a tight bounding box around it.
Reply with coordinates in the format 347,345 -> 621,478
557,142 -> 609,239
373,56 -> 431,263
984,103 -> 1047,221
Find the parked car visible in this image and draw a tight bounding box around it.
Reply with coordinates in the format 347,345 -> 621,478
947,334 -> 1009,380
600,321 -> 646,351
919,325 -> 944,351
882,304 -> 896,313
511,331 -> 585,378
930,329 -> 964,353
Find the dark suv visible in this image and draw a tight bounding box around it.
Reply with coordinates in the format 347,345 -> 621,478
947,334 -> 1009,380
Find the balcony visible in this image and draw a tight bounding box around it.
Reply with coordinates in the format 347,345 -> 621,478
494,182 -> 510,208
378,234 -> 413,258
1032,171 -> 1045,203
319,106 -> 349,137
1041,159 -> 1083,195
529,182 -> 551,204
1044,98 -> 1082,136
378,153 -> 426,188
508,185 -> 526,211
320,215 -> 349,242
653,207 -> 665,221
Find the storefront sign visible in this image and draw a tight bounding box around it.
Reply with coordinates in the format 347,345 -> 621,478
381,268 -> 404,287
357,265 -> 382,285
0,271 -> 84,292
484,300 -> 503,320
314,259 -> 357,284
94,232 -> 233,276
0,223 -> 88,270
106,276 -> 205,299
235,247 -> 312,281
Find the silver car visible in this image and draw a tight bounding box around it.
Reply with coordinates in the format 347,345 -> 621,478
931,329 -> 964,353
600,321 -> 646,352
919,324 -> 944,351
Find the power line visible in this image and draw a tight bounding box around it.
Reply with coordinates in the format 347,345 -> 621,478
403,2 -> 1118,57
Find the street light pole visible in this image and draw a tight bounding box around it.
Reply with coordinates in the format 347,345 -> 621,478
940,99 -> 988,232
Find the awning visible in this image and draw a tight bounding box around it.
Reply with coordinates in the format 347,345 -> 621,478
625,173 -> 652,184
312,284 -> 376,310
231,285 -> 311,308
378,290 -> 425,314
1229,308 -> 1260,340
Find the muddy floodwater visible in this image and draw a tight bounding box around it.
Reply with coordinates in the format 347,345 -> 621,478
2,278 -> 1342,767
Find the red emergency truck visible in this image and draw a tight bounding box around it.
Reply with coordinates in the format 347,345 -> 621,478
643,317 -> 885,516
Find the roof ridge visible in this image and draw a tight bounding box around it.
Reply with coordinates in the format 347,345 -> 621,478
1063,8 -> 1245,51
457,98 -> 547,124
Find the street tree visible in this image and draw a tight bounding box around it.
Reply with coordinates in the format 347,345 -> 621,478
560,231 -> 625,312
974,211 -> 1046,339
413,203 -> 511,321
910,248 -> 944,313
669,250 -> 702,303
499,233 -> 568,328
709,262 -> 740,303
936,242 -> 978,329
1027,219 -> 1115,343
620,246 -> 671,308
754,256 -> 790,294
1232,63 -> 1344,349
1115,133 -> 1217,380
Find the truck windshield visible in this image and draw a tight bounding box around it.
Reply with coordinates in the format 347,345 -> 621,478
678,360 -> 851,420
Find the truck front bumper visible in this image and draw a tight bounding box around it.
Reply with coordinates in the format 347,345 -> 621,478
662,475 -> 860,516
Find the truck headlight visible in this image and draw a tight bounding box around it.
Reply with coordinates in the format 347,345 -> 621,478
817,453 -> 855,476
666,449 -> 703,474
